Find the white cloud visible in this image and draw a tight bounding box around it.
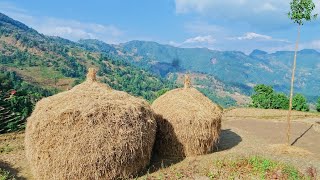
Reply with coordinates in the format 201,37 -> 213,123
175,0 -> 320,24
174,0 -> 296,28
168,35 -> 216,49
230,32 -> 289,43
0,2 -> 123,44
175,0 -> 288,14
254,2 -> 277,12
168,41 -> 180,46
34,18 -> 123,43
0,1 -> 28,13
300,40 -> 320,50
310,40 -> 320,49
236,32 -> 272,40
183,35 -> 215,44
175,0 -> 212,14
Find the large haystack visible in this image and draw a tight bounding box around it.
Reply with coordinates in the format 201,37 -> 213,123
152,75 -> 222,157
25,68 -> 156,180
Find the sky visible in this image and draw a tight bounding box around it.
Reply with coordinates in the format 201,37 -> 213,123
0,0 -> 320,53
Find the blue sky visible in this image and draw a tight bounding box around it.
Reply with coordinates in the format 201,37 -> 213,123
0,0 -> 320,53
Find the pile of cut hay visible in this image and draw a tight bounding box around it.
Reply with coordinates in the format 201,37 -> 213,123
269,144 -> 312,156
152,75 -> 222,157
25,68 -> 156,180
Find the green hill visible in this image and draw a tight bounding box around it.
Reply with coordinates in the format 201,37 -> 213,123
0,12 -> 176,133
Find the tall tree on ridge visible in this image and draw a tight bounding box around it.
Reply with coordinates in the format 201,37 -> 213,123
286,0 -> 317,145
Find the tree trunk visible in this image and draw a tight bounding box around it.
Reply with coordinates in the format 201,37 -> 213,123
286,25 -> 300,145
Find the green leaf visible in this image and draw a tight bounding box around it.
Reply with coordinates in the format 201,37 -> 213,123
288,0 -> 318,25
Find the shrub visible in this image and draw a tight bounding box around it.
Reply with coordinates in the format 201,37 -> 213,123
251,84 -> 289,110
271,93 -> 289,109
251,84 -> 274,109
251,84 -> 309,112
292,94 -> 309,112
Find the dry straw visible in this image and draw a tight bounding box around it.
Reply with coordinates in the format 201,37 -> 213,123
314,122 -> 320,133
152,75 -> 222,157
25,68 -> 156,180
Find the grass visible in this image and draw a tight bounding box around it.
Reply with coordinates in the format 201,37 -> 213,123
0,145 -> 13,154
210,156 -> 306,179
139,156 -> 312,179
0,168 -> 15,180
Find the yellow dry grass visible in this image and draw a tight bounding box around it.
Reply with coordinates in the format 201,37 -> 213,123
313,122 -> 320,133
24,68 -> 157,180
224,108 -> 320,120
269,144 -> 312,156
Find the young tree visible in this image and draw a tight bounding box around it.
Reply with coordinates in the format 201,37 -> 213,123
286,0 -> 317,145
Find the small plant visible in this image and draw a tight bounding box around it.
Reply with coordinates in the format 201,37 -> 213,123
249,156 -> 276,173
175,172 -> 183,179
156,173 -> 164,180
0,144 -> 14,154
283,165 -> 301,180
306,166 -> 317,179
0,168 -> 15,180
207,172 -> 216,179
213,159 -> 224,169
141,156 -> 307,179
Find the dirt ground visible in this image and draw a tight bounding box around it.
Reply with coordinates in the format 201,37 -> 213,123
1,108 -> 320,179
220,119 -> 320,171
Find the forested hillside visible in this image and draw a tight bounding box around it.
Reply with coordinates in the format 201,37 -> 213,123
0,12 -> 176,133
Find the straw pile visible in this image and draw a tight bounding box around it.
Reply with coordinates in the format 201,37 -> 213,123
152,75 -> 222,157
25,68 -> 156,180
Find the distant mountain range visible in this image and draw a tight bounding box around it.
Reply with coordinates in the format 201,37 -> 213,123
1,12 -> 320,108
79,39 -> 320,103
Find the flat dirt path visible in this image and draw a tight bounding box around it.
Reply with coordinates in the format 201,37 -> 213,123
220,118 -> 320,170
218,108 -> 320,173
224,118 -> 320,154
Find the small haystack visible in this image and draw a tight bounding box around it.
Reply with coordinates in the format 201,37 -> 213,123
25,68 -> 156,180
152,75 -> 222,157
270,144 -> 312,156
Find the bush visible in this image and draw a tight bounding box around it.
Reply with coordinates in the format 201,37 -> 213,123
271,93 -> 289,109
250,84 -> 309,112
251,84 -> 275,109
292,94 -> 309,112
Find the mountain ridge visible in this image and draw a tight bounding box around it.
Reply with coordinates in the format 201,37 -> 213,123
79,38 -> 320,103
